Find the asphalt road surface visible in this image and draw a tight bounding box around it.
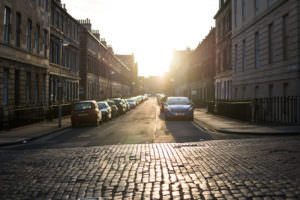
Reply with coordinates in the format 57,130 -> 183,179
7,97 -> 266,151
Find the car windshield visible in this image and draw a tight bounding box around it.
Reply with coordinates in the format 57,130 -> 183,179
97,103 -> 107,109
167,98 -> 190,105
73,102 -> 92,111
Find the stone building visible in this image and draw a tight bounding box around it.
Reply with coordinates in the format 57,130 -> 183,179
0,0 -> 50,128
232,0 -> 300,99
49,0 -> 80,105
116,54 -> 138,96
79,19 -> 132,100
187,28 -> 216,105
214,0 -> 232,100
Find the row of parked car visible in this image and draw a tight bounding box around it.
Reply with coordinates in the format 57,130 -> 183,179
71,95 -> 149,127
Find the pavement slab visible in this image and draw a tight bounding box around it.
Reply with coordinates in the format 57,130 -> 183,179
0,136 -> 300,199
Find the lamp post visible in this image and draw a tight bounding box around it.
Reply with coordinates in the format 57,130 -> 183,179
58,40 -> 70,128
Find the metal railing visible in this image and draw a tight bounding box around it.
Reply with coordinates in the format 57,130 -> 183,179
253,96 -> 300,124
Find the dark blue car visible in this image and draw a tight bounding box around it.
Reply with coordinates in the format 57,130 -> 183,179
164,97 -> 194,121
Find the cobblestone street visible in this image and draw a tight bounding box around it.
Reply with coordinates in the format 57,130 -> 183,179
1,136 -> 300,199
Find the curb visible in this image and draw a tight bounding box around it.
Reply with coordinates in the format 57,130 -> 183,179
193,118 -> 300,136
0,125 -> 71,147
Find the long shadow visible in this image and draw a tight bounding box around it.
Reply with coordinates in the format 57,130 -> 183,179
159,110 -> 213,143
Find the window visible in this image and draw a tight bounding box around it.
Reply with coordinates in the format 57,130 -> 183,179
4,7 -> 11,43
50,7 -> 54,25
26,72 -> 31,104
34,74 -> 39,104
61,15 -> 64,32
255,0 -> 259,11
56,11 -> 59,28
282,14 -> 289,61
242,0 -> 246,20
268,84 -> 273,98
37,0 -> 41,6
234,44 -> 238,72
15,12 -> 21,47
255,32 -> 260,68
43,30 -> 48,57
255,86 -> 259,99
15,70 -> 20,105
35,24 -> 40,54
50,39 -> 53,62
242,40 -> 246,71
242,86 -> 246,99
3,69 -> 8,105
268,23 -> 273,64
44,0 -> 48,11
234,0 -> 237,26
27,19 -> 32,51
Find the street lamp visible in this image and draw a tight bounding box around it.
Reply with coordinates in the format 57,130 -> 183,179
58,40 -> 70,128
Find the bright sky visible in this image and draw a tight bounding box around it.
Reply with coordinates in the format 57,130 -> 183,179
61,0 -> 219,77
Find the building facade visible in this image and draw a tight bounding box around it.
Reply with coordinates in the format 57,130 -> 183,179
232,0 -> 300,99
49,0 -> 80,105
215,0 -> 232,100
187,28 -> 216,105
169,49 -> 192,96
116,54 -> 139,96
0,0 -> 50,128
79,19 -> 132,100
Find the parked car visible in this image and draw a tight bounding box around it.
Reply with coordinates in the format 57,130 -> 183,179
107,100 -> 119,117
71,100 -> 102,127
164,97 -> 194,121
97,101 -> 112,121
111,98 -> 126,114
126,98 -> 136,109
123,99 -> 130,111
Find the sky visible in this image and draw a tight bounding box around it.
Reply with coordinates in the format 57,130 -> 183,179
61,0 -> 219,77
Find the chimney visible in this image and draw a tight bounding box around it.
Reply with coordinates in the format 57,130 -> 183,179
101,38 -> 107,47
63,4 -> 67,11
79,18 -> 92,31
92,30 -> 100,40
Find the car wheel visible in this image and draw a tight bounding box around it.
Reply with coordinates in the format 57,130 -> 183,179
165,114 -> 169,121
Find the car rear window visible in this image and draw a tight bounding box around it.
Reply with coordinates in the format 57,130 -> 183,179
97,102 -> 107,109
73,102 -> 92,111
167,98 -> 190,105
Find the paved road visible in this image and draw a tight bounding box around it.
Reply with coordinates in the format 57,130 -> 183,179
6,98 -> 263,151
1,98 -> 300,199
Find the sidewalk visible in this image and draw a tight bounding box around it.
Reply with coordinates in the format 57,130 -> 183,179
0,117 -> 71,146
194,108 -> 300,135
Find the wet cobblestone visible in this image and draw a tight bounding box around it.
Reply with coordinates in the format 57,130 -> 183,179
0,137 -> 300,199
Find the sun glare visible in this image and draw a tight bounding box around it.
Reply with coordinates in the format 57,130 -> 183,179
61,0 -> 218,77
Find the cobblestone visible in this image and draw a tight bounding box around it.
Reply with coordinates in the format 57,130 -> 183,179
0,137 -> 300,199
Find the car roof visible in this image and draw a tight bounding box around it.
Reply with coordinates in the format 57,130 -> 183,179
167,97 -> 189,100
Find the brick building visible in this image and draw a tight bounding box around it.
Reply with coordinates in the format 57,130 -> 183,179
0,0 -> 50,128
49,0 -> 80,105
232,0 -> 300,99
214,0 -> 232,100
